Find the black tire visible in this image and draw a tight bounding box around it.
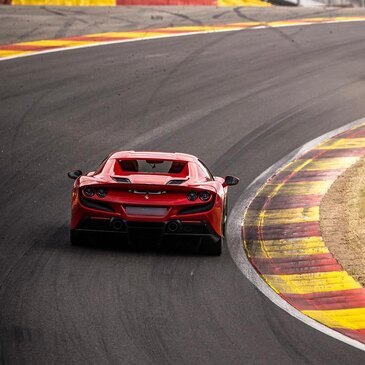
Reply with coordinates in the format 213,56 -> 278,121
201,206 -> 226,256
201,238 -> 222,256
70,230 -> 87,246
222,199 -> 227,238
220,201 -> 227,247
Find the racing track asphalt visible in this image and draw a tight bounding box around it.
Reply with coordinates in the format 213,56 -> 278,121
1,20 -> 365,364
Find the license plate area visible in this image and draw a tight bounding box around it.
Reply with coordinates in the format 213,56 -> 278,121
125,206 -> 168,217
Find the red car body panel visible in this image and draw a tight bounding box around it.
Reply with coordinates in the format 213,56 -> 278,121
69,151 -> 233,243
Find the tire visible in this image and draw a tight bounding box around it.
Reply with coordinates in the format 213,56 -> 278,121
70,230 -> 87,246
201,206 -> 226,256
223,196 -> 228,236
201,237 -> 223,256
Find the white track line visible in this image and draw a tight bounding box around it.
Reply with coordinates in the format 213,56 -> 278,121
227,117 -> 365,352
1,18 -> 365,63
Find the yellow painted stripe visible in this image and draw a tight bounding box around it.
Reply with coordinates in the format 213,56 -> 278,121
262,237 -> 326,248
85,31 -> 171,39
317,138 -> 365,150
245,237 -> 328,258
160,26 -> 225,31
264,271 -> 361,294
284,157 -> 359,171
245,206 -> 319,226
0,50 -> 32,57
16,40 -> 92,48
12,0 -> 115,5
303,308 -> 365,330
245,245 -> 329,258
218,0 -> 271,6
258,180 -> 333,196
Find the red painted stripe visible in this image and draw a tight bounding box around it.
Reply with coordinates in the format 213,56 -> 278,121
333,328 -> 365,343
244,221 -> 321,241
338,126 -> 365,138
282,288 -> 365,310
272,169 -> 344,183
301,148 -> 365,159
117,0 -> 215,4
248,195 -> 322,210
251,255 -> 341,275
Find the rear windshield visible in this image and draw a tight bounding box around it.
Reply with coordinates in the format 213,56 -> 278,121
118,159 -> 187,175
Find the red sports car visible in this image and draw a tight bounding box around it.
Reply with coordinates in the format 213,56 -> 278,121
67,151 -> 239,255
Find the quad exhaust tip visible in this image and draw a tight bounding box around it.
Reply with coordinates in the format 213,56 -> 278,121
166,220 -> 182,233
110,218 -> 125,231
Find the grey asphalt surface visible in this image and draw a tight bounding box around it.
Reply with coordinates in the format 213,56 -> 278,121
2,6 -> 365,44
1,15 -> 365,365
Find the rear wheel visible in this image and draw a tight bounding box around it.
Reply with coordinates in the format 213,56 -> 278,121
223,196 -> 228,236
201,238 -> 222,256
70,230 -> 87,246
201,204 -> 226,256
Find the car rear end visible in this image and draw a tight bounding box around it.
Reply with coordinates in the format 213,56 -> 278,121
70,157 -> 224,252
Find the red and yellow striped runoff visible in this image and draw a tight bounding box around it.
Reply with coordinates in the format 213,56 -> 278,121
243,122 -> 365,344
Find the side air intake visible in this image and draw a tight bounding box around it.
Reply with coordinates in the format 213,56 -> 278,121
166,179 -> 186,185
112,177 -> 131,183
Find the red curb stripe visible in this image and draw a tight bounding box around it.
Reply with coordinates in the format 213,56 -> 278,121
244,221 -> 321,241
248,195 -> 323,210
251,255 -> 341,275
285,288 -> 365,299
334,328 -> 365,343
283,289 -> 365,310
272,169 -> 344,183
338,127 -> 365,138
0,44 -> 61,51
288,297 -> 365,311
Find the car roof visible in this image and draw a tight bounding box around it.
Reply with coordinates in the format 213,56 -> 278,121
109,151 -> 199,162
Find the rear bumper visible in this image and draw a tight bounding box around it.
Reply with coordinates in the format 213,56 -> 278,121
73,217 -> 221,245
71,194 -> 224,236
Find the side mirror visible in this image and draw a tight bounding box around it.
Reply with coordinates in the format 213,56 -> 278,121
224,175 -> 239,187
67,170 -> 82,180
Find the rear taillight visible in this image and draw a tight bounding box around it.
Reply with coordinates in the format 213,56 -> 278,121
187,191 -> 198,201
83,187 -> 95,197
96,188 -> 107,198
83,187 -> 108,198
199,191 -> 211,201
